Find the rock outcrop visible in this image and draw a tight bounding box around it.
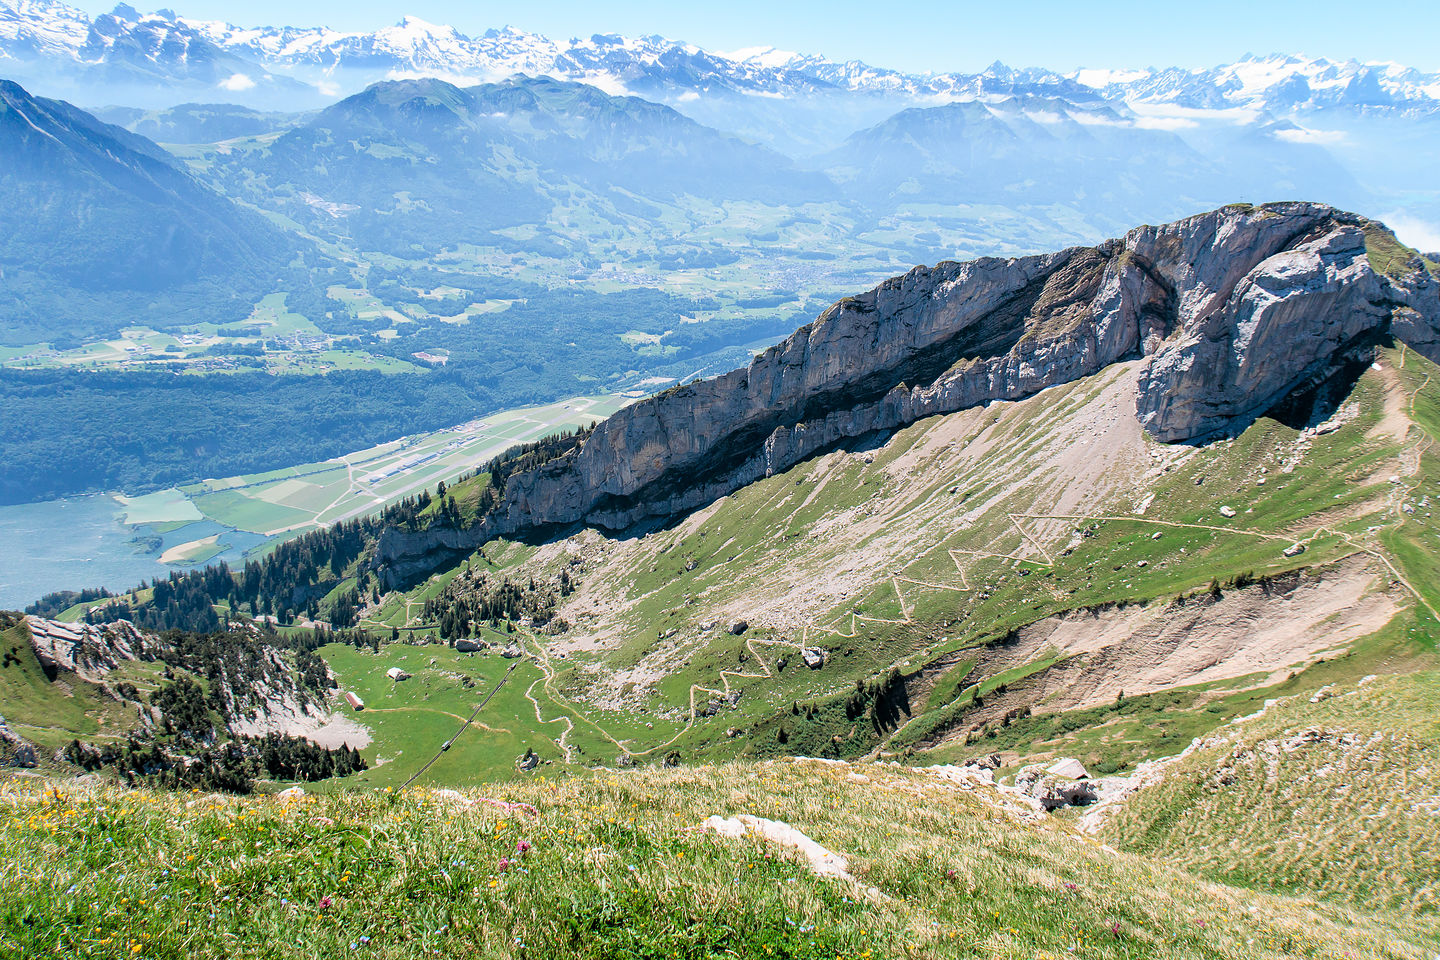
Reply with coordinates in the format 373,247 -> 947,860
1016,763 -> 1100,810
375,202 -> 1440,583
1131,209 -> 1437,440
23,616 -> 158,683
20,616 -> 343,742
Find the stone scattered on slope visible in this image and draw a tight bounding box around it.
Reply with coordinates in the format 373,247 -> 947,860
1015,764 -> 1100,810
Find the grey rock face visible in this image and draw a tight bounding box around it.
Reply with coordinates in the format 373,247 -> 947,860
1135,217 -> 1386,440
374,203 -> 1440,583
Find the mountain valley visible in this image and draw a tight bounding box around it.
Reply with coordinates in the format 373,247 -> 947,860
4,4 -> 1440,957
11,202 -> 1438,783
5,204 -> 1440,955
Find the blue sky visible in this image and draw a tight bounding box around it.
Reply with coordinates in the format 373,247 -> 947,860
74,0 -> 1439,73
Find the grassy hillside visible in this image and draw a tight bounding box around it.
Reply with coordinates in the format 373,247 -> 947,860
318,641 -> 559,788
1100,668 -> 1440,925
348,345 -> 1432,777
2,758 -> 1434,959
24,340 -> 1435,793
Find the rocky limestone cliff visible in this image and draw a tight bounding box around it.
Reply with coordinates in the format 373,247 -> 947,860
374,202 -> 1440,584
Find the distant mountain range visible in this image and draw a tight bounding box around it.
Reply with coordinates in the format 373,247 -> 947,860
3,0 -> 1438,122
2,2 -> 1439,347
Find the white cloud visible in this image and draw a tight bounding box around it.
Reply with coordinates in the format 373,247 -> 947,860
1127,101 -> 1261,125
676,90 -> 700,102
1070,112 -> 1129,127
218,73 -> 256,91
1384,211 -> 1440,253
313,79 -> 341,97
1134,116 -> 1198,130
1274,126 -> 1347,145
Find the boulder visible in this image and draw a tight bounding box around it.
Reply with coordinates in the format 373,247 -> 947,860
801,647 -> 825,669
1219,506 -> 1237,518
501,643 -> 522,659
729,620 -> 749,636
1283,542 -> 1306,557
1032,776 -> 1100,810
967,753 -> 1003,771
700,814 -> 854,881
1014,764 -> 1045,792
455,639 -> 484,653
1015,762 -> 1099,809
13,743 -> 37,768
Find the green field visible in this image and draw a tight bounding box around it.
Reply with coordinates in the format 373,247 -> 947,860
319,642 -> 563,788
170,394 -> 630,539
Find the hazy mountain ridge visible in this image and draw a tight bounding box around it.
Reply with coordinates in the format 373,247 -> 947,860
199,74 -> 834,257
0,77 -> 305,342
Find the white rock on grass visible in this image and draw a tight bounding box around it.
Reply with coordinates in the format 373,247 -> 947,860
700,814 -> 853,880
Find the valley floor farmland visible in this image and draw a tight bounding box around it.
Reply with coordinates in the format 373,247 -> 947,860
0,395 -> 628,609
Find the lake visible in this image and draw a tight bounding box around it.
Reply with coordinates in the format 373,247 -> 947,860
0,494 -> 267,610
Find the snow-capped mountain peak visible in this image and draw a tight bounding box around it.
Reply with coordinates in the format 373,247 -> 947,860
1076,52 -> 1440,114
0,0 -> 1436,120
0,0 -> 93,58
